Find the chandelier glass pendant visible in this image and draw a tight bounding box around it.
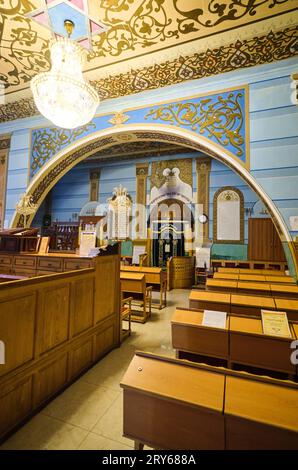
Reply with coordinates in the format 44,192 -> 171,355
31,20 -> 99,129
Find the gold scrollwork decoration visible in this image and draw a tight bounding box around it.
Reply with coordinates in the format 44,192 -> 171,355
144,92 -> 244,156
30,122 -> 96,176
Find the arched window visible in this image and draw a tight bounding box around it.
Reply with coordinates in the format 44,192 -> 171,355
213,187 -> 244,243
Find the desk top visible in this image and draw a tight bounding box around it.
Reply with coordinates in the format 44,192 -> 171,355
238,274 -> 266,282
172,308 -> 205,327
237,281 -> 271,292
206,279 -> 237,288
218,268 -> 240,274
120,354 -> 225,412
231,294 -> 275,308
265,276 -> 295,284
261,269 -> 287,276
121,266 -> 162,274
270,284 -> 298,294
214,273 -> 239,280
225,376 -> 298,432
189,290 -> 231,304
229,315 -> 263,335
274,298 -> 298,310
120,272 -> 145,281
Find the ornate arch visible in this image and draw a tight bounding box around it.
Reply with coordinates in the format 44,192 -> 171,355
10,123 -> 298,275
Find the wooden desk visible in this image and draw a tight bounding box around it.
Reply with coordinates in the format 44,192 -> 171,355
120,273 -> 152,323
265,275 -> 295,284
229,315 -> 295,375
206,278 -> 238,292
171,308 -> 229,362
189,291 -> 231,313
121,352 -> 298,450
238,274 -> 266,282
270,284 -> 298,298
236,281 -> 271,295
214,273 -> 239,280
121,266 -> 166,309
218,268 -> 240,274
225,376 -> 298,449
231,294 -> 275,316
236,268 -> 263,275
274,298 -> 298,321
121,353 -> 225,450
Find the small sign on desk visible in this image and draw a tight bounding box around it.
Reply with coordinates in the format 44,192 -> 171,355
261,310 -> 292,338
202,310 -> 227,329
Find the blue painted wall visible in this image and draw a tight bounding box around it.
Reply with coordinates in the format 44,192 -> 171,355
1,57 -> 297,243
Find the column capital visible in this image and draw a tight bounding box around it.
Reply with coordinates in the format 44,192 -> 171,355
196,157 -> 211,173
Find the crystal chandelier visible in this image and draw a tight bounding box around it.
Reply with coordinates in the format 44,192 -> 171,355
31,20 -> 99,129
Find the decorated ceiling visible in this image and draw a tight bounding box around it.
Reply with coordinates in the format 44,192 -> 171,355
0,0 -> 297,121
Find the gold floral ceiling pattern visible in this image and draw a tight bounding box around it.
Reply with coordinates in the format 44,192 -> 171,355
0,0 -> 296,96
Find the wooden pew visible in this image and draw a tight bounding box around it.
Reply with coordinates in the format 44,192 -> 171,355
224,373 -> 298,449
206,279 -> 298,299
230,294 -> 275,317
171,308 -> 297,378
120,272 -> 152,323
229,315 -> 296,377
189,290 -> 284,318
274,298 -> 298,321
171,308 -> 229,364
218,267 -> 288,276
214,272 -> 296,284
121,352 -> 226,450
121,352 -> 298,450
121,265 -> 166,309
205,278 -> 238,292
189,290 -> 231,313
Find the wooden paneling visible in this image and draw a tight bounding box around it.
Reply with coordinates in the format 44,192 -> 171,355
68,338 -> 93,379
0,294 -> 36,376
37,257 -> 63,271
94,322 -> 115,360
34,355 -> 68,407
94,255 -> 119,323
0,253 -> 120,440
70,277 -> 94,336
64,259 -> 92,271
0,378 -> 32,437
37,284 -> 70,355
124,389 -> 225,450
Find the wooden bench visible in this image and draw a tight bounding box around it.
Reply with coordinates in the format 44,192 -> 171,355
121,352 -> 298,449
121,266 -> 167,309
171,308 -> 297,378
189,290 -> 231,313
214,272 -> 296,284
212,259 -> 288,271
206,279 -> 298,299
120,272 -> 152,323
189,290 -> 298,320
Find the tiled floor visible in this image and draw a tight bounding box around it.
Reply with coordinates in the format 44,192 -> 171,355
1,289 -> 190,450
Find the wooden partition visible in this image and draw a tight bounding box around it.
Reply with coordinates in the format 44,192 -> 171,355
167,256 -> 195,290
0,252 -> 120,441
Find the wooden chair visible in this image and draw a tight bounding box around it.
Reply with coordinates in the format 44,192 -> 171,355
121,296 -> 133,342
